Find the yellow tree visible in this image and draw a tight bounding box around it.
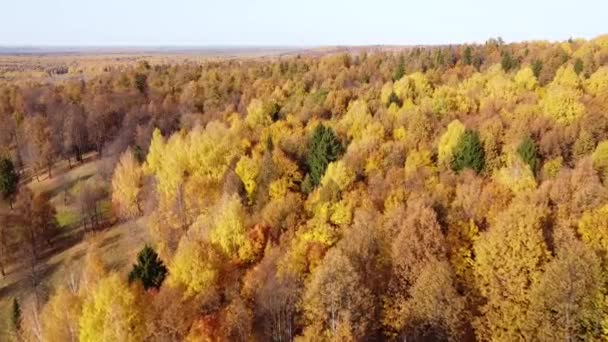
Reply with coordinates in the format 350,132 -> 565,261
79,273 -> 144,342
209,194 -> 256,262
168,236 -> 223,298
438,120 -> 466,165
235,155 -> 260,201
525,237 -> 603,341
42,286 -> 83,342
474,199 -> 550,341
112,148 -> 143,219
592,140 -> 608,182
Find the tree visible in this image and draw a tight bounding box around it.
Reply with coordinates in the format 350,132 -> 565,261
574,58 -> 584,75
398,261 -> 467,341
438,120 -> 466,165
463,46 -> 473,66
12,297 -> 22,333
531,59 -> 543,79
525,237 -> 603,340
301,247 -> 374,339
474,199 -> 550,341
592,140 -> 608,182
393,55 -> 405,81
112,148 -> 144,219
209,195 -> 255,262
451,130 -> 485,174
128,245 -> 168,291
42,286 -> 83,342
0,157 -> 18,207
306,125 -> 342,187
501,51 -> 517,72
517,136 -> 539,175
31,191 -> 60,247
168,236 -> 222,298
23,116 -> 57,179
79,273 -> 144,342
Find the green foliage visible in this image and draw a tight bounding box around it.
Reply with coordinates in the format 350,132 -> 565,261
501,51 -> 517,72
517,136 -> 539,175
463,46 -> 473,65
451,130 -> 485,174
134,73 -> 147,94
574,58 -> 584,75
393,55 -> 405,81
132,145 -> 145,163
532,59 -> 543,78
128,245 -> 168,290
306,125 -> 343,187
11,298 -> 21,333
0,157 -> 18,201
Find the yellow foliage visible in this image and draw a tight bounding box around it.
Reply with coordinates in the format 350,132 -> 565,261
330,198 -> 353,226
269,178 -> 291,200
541,157 -> 563,179
246,98 -> 274,129
235,155 -> 260,200
514,67 -> 538,91
144,128 -> 165,175
431,85 -> 475,116
188,121 -> 244,184
380,81 -> 394,105
384,188 -> 407,211
393,72 -> 433,102
339,100 -> 373,140
474,201 -> 550,341
169,236 -> 221,297
321,161 -> 355,192
111,148 -> 143,219
495,157 -> 537,194
551,64 -> 582,89
540,86 -> 585,124
438,119 -> 466,165
586,67 -> 608,97
42,286 -> 83,342
592,140 -> 608,181
392,126 -> 407,141
578,205 -> 608,254
209,195 -> 255,262
405,148 -> 434,175
79,273 -> 144,342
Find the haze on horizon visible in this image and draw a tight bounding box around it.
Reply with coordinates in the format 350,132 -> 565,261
1,0 -> 606,47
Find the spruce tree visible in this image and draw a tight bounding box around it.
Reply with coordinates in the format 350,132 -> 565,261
0,157 -> 18,205
128,245 -> 168,290
451,130 -> 485,174
393,55 -> 405,81
11,298 -> 21,333
517,136 -> 539,175
306,125 -> 343,187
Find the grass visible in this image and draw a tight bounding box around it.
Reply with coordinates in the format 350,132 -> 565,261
0,155 -> 150,339
56,209 -> 79,229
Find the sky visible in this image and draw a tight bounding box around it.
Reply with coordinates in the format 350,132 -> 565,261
1,0 -> 606,46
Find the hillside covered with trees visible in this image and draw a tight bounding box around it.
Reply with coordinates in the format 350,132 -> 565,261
3,36 -> 608,341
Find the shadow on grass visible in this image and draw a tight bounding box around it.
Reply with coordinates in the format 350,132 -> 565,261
44,173 -> 94,199
0,261 -> 61,301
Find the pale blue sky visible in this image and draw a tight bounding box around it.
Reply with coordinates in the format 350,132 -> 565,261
1,0 -> 606,46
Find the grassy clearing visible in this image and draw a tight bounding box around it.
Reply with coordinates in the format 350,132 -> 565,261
0,156 -> 150,339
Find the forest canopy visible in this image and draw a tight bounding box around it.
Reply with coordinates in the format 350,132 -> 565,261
3,36 -> 608,341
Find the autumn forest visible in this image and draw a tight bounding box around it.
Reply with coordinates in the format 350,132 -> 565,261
2,36 -> 608,341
